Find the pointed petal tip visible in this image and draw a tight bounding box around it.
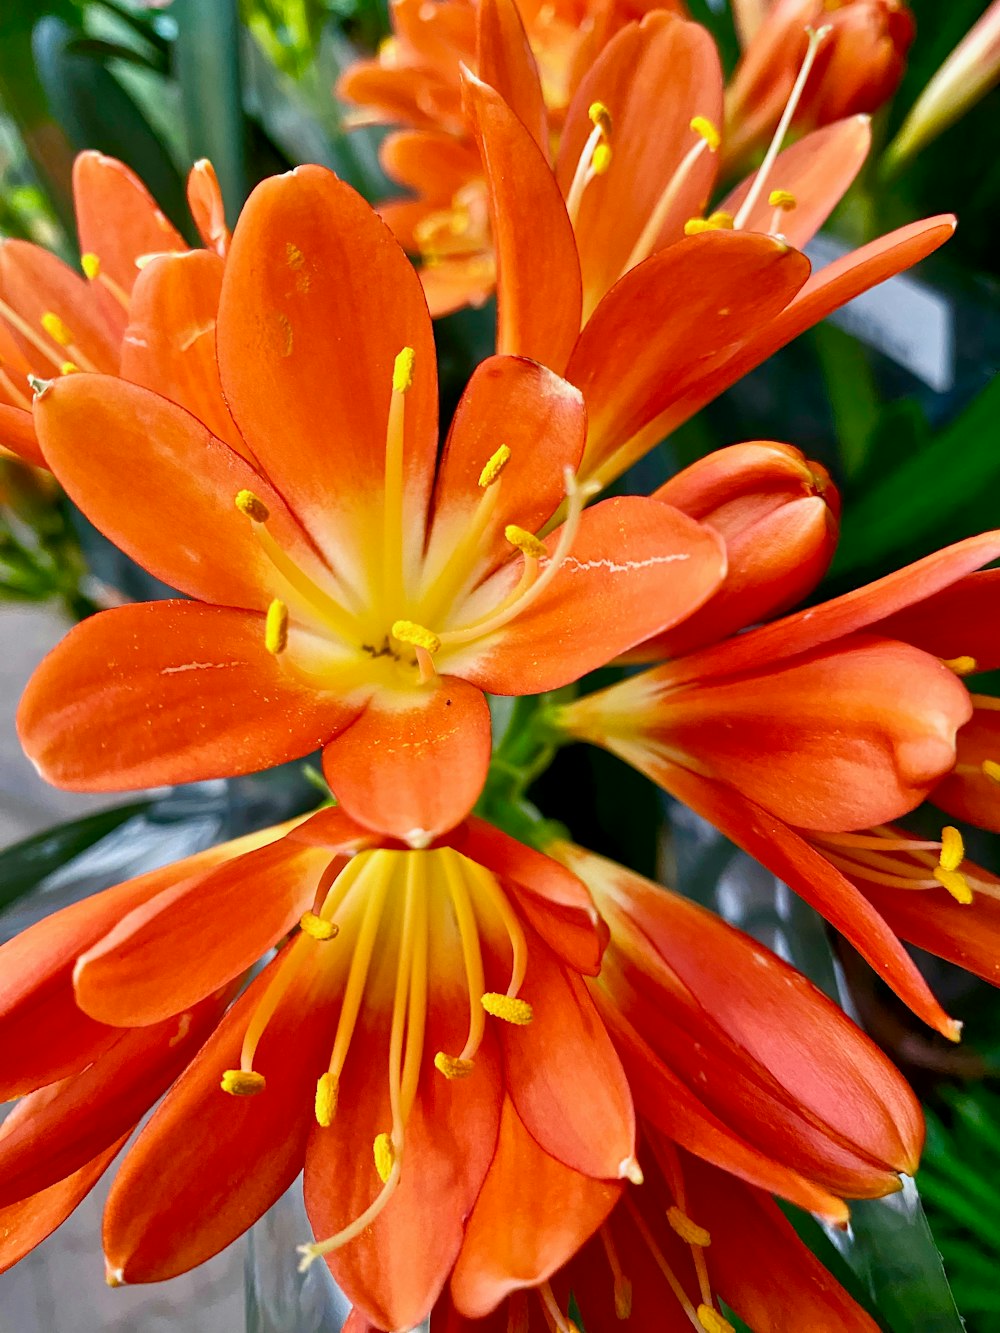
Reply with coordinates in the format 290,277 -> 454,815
619,1155 -> 643,1185
105,1261 -> 126,1288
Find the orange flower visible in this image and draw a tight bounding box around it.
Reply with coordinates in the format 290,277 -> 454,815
0,152 -> 228,468
458,4 -> 953,490
0,807 -> 637,1329
16,165 -> 727,843
725,0 -> 915,167
558,532 -> 1000,1038
349,1131 -> 884,1331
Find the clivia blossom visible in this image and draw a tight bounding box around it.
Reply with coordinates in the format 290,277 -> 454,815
0,806 -> 637,1331
0,152 -> 229,468
16,164 -> 727,843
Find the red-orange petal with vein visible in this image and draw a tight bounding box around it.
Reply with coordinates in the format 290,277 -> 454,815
18,601 -> 360,792
477,0 -> 548,154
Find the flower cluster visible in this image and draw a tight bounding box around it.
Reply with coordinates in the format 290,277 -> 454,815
1,2 -> 998,1331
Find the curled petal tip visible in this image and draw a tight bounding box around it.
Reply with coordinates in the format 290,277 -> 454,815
105,1263 -> 126,1288
27,374 -> 54,399
620,1155 -> 644,1185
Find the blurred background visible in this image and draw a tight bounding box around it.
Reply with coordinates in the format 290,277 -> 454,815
1,0 -> 999,1328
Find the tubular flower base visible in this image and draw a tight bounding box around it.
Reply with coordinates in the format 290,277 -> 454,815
725,0 -> 915,167
558,532 -> 1000,1037
349,1132 -> 882,1332
0,153 -> 229,468
16,164 -> 728,843
0,806 -> 639,1331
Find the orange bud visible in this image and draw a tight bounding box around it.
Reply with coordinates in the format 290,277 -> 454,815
644,441 -> 840,659
726,0 -> 914,165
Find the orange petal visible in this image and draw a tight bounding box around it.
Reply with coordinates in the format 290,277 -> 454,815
659,762 -> 959,1038
0,824 -> 288,1098
122,251 -> 249,458
0,403 -> 43,466
186,159 -> 230,256
103,942 -> 335,1281
720,116 -> 871,249
501,935 -> 635,1180
568,232 -> 810,487
477,0 -> 548,154
450,1097 -> 621,1318
425,354 -> 585,581
454,819 -> 607,975
858,874 -> 1000,988
0,993 -> 224,1207
0,238 -> 120,370
307,972 -> 503,1330
557,13 -> 723,313
73,837 -> 339,1025
0,1136 -> 128,1277
73,151 -> 185,298
33,373 -> 320,608
216,166 -> 438,571
462,497 -> 727,695
871,569 -> 1000,673
463,69 -> 583,372
18,601 -> 360,791
932,702 -> 1000,833
322,677 -> 492,842
653,637 -> 971,831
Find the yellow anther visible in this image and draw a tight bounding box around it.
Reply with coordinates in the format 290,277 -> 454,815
41,312 -> 73,346
59,361 -> 79,376
684,211 -> 734,236
667,1205 -> 712,1247
221,1069 -> 266,1096
235,489 -> 269,522
943,655 -> 978,676
707,211 -> 734,229
933,866 -> 974,905
434,1052 -> 475,1079
588,101 -> 612,136
392,619 -> 441,654
478,443 -> 511,488
373,1132 -> 396,1182
300,910 -> 339,941
81,252 -> 101,280
315,1072 -> 338,1126
505,524 -> 547,560
591,142 -> 612,175
982,759 -> 1000,784
697,1308 -> 735,1333
392,346 -> 415,393
768,189 -> 798,210
614,1278 -> 633,1319
939,826 -> 965,873
481,992 -> 533,1025
265,598 -> 288,655
690,115 -> 721,151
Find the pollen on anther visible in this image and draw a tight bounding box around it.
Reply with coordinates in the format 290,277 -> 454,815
315,1072 -> 338,1126
505,524 -> 547,559
235,489 -> 270,522
60,361 -> 79,376
768,189 -> 797,210
592,142 -> 612,175
933,866 -> 973,905
697,1306 -> 736,1333
434,1051 -> 475,1079
588,100 -> 612,135
81,252 -> 101,280
373,1132 -> 396,1182
300,910 -> 338,941
667,1205 -> 712,1247
479,443 -> 511,488
982,759 -> 1000,784
393,346 -> 415,393
41,312 -> 74,346
943,655 -> 978,676
265,599 -> 288,655
684,211 -> 734,236
481,992 -> 533,1024
939,825 -> 964,873
221,1068 -> 266,1096
690,115 -> 721,151
392,619 -> 441,654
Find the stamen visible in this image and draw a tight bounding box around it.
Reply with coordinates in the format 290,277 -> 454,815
768,189 -> 797,210
684,211 -> 735,236
539,1283 -> 580,1333
392,346 -> 415,393
300,910 -> 339,941
933,866 -> 974,904
939,826 -> 964,873
943,655 -> 978,676
0,299 -> 71,373
505,524 -> 547,559
391,619 -> 441,654
733,25 -> 831,231
599,1225 -> 633,1319
220,1069 -> 266,1096
315,1071 -> 338,1126
565,103 -> 614,225
81,252 -> 101,281
373,1132 -> 396,1182
265,598 -> 288,655
82,252 -> 131,310
383,346 -> 414,607
589,100 -> 612,137
622,126 -> 715,274
438,850 -> 487,1066
690,115 -> 720,151
592,142 -> 612,175
60,361 -> 79,376
982,760 -> 1000,784
479,443 -> 511,488
468,860 -> 530,1001
668,1206 -> 712,1247
40,312 -> 73,347
235,489 -> 270,522
481,992 -> 533,1024
625,1197 -> 703,1328
434,1052 -> 475,1078
697,1308 -> 735,1333
238,938 -> 311,1074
